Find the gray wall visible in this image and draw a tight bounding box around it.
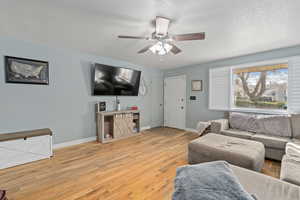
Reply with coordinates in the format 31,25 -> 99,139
0,37 -> 163,144
164,45 -> 300,129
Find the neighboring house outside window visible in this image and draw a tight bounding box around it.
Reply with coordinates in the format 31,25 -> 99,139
232,63 -> 288,111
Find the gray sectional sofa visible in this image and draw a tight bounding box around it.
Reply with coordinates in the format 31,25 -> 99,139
211,112 -> 300,161
232,164 -> 300,200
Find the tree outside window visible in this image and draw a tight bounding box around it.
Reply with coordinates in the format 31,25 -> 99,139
233,63 -> 288,110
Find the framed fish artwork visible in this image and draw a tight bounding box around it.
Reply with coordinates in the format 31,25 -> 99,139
5,56 -> 49,85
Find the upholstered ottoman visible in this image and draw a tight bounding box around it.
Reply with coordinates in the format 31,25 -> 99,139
188,133 -> 265,171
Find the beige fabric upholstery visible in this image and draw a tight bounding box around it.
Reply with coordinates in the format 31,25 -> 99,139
292,138 -> 300,145
256,115 -> 292,138
188,133 -> 265,171
281,155 -> 300,186
291,114 -> 300,139
211,113 -> 296,161
251,134 -> 291,149
265,148 -> 285,161
232,164 -> 300,200
221,129 -> 255,140
229,112 -> 258,133
196,121 -> 211,136
210,119 -> 229,134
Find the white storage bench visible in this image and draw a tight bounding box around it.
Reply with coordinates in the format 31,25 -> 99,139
0,128 -> 53,169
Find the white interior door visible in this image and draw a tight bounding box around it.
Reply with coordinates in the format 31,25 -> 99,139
164,75 -> 186,129
151,75 -> 164,128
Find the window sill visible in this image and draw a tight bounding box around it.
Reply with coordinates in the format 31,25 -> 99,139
210,107 -> 288,115
230,108 -> 288,115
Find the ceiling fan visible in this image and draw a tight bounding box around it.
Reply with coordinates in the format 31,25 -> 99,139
118,16 -> 205,56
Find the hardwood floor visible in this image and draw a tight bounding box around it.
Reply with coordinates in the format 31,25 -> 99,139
0,128 -> 281,200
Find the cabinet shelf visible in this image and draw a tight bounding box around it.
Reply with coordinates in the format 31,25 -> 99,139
96,110 -> 140,143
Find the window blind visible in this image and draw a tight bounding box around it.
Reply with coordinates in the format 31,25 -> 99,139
288,56 -> 300,114
209,67 -> 231,110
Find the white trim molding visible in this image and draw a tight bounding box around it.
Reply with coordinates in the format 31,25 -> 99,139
184,128 -> 198,133
141,126 -> 151,131
230,58 -> 289,70
53,125 -> 152,149
53,136 -> 97,149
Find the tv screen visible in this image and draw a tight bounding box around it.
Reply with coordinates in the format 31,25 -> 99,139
93,64 -> 141,96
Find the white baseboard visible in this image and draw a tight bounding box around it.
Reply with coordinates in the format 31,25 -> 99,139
53,136 -> 97,149
184,128 -> 198,133
53,125 -> 151,149
141,126 -> 151,131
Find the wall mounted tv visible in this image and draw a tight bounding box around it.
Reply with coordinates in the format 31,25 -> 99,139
92,64 -> 141,96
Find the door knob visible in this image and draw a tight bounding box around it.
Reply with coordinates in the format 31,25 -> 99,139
181,106 -> 184,109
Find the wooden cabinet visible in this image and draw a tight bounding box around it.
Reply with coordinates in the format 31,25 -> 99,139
96,110 -> 140,143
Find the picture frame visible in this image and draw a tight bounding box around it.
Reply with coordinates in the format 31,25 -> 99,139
5,56 -> 49,85
191,80 -> 202,91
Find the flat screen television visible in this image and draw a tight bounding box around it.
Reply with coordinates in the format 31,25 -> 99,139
92,64 -> 141,96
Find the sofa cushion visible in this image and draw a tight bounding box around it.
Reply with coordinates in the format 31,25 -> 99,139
211,119 -> 229,134
229,112 -> 258,133
221,129 -> 255,140
256,115 -> 292,138
291,114 -> 300,139
251,134 -> 291,149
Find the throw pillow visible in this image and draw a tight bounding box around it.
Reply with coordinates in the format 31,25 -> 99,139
229,112 -> 258,133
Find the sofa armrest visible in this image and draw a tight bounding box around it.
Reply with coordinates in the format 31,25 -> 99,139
291,138 -> 300,145
280,155 -> 300,186
211,119 -> 229,134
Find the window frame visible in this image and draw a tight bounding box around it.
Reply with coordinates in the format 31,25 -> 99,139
229,58 -> 289,115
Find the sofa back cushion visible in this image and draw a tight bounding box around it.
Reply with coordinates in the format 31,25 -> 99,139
291,114 -> 300,139
229,112 -> 258,133
256,115 -> 292,138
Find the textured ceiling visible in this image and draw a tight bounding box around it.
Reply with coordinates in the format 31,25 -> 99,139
1,0 -> 300,69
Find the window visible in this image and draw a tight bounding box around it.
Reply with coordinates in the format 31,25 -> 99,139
209,57 -> 300,114
232,63 -> 288,111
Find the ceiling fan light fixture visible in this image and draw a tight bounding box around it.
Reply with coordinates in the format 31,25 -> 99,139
150,42 -> 173,56
118,16 -> 205,56
155,16 -> 170,37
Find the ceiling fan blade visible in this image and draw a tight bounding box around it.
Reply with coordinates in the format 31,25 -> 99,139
118,35 -> 148,40
155,16 -> 170,37
170,44 -> 182,55
172,32 -> 205,41
137,45 -> 153,54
